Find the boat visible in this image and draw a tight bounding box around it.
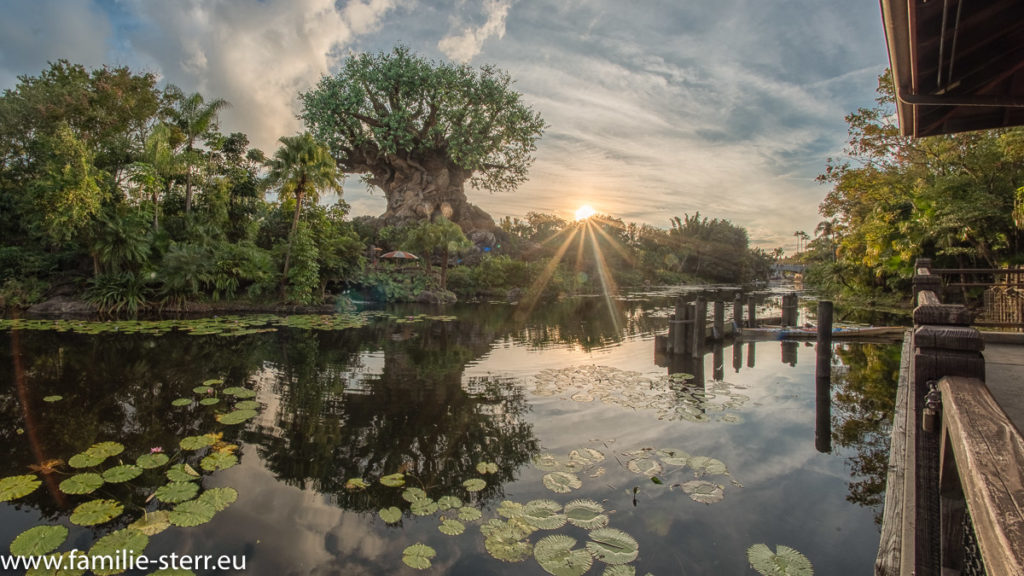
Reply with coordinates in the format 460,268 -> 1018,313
742,325 -> 906,340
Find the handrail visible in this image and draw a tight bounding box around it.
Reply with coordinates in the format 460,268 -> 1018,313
938,376 -> 1024,576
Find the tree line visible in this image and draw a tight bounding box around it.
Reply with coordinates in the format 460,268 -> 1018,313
0,56 -> 773,315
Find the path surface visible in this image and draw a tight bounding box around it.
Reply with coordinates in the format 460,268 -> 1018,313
983,342 -> 1024,432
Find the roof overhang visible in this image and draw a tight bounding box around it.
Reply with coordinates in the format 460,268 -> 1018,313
880,0 -> 1024,137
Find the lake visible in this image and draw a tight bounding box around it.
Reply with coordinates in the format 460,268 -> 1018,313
0,295 -> 901,575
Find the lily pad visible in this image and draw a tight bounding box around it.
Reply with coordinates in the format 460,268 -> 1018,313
200,452 -> 238,472
688,456 -> 728,478
199,487 -> 238,511
215,409 -> 258,425
179,435 -> 216,451
166,464 -> 200,483
192,386 -> 214,395
102,464 -> 142,484
401,543 -> 436,570
69,499 -> 123,526
233,400 -> 260,410
380,473 -> 405,487
199,397 -> 220,406
476,461 -> 499,474
411,498 -> 438,516
532,453 -> 562,471
564,499 -> 609,529
25,550 -> 87,576
437,495 -> 463,510
379,506 -> 402,524
89,528 -> 149,575
402,487 -> 428,503
344,478 -> 368,491
10,525 -> 68,557
569,448 -> 605,465
523,499 -> 567,530
59,473 -> 104,495
534,534 -> 594,576
542,472 -> 582,494
458,506 -> 482,522
439,518 -> 466,535
136,453 -> 170,469
680,480 -> 725,504
129,510 -> 172,536
86,442 -> 124,459
601,566 -> 637,576
155,482 -> 200,504
747,544 -> 814,576
171,398 -> 192,407
67,452 -> 105,469
657,448 -> 691,467
42,395 -> 63,403
626,457 -> 663,477
586,528 -> 639,565
168,499 -> 216,527
484,531 -> 533,563
463,478 -> 487,492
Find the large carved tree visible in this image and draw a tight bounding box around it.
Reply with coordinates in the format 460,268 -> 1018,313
299,47 -> 544,239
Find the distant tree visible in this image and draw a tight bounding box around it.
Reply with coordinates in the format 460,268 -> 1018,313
163,85 -> 229,216
404,216 -> 472,291
300,46 -> 545,235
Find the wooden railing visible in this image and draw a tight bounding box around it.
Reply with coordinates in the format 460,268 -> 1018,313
877,258 -> 1024,575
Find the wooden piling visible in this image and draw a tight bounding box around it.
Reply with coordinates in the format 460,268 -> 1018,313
713,300 -> 725,340
734,293 -> 744,330
816,301 -> 833,454
692,298 -> 707,359
782,293 -> 799,326
747,295 -> 757,328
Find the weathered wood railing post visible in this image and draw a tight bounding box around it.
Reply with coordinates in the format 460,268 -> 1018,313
734,292 -> 744,332
713,300 -> 725,340
747,295 -> 757,328
815,300 -> 833,454
692,298 -> 707,359
782,293 -> 799,327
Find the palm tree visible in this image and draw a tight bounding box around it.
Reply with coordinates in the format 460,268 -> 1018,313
266,132 -> 342,297
164,85 -> 229,216
130,123 -> 181,232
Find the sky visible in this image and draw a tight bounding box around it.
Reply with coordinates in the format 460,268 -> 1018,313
0,0 -> 890,249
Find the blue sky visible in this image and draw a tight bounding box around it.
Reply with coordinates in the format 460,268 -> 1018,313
0,0 -> 890,249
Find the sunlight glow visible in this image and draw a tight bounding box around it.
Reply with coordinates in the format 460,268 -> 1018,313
574,205 -> 596,221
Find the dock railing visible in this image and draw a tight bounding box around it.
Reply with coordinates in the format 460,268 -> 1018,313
876,258 -> 1024,575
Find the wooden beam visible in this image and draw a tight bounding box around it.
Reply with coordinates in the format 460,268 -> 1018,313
876,332 -> 915,575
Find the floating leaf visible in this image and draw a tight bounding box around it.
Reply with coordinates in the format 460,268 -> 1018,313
193,386 -> 214,395
534,534 -> 593,576
439,518 -> 466,535
542,472 -> 582,494
171,398 -> 192,407
688,456 -> 728,478
10,525 -> 68,556
627,457 -> 663,477
169,499 -> 216,527
569,448 -> 605,465
59,473 -> 104,495
601,566 -> 636,576
202,379 -> 224,386
180,435 -> 216,451
463,478 -> 486,492
586,528 -> 639,565
411,498 -> 438,516
402,487 -> 428,503
155,482 -> 200,504
497,500 -> 525,519
380,473 -> 405,487
86,442 -> 124,459
129,510 -> 172,536
437,495 -> 463,510
747,544 -> 814,576
345,478 -> 369,491
233,400 -> 260,410
102,464 -> 142,484
379,507 -> 402,524
42,395 -> 63,403
166,464 -> 200,483
1,474 -> 41,502
458,506 -> 482,522
200,452 -> 238,472
564,499 -> 609,529
401,543 -> 436,570
70,499 -> 123,526
199,487 -> 237,511
67,452 -> 105,469
89,528 -> 149,575
680,480 -> 725,504
532,453 -> 562,471
484,531 -> 533,563
136,453 -> 170,469
216,409 -> 258,425
199,397 -> 220,406
524,499 -> 567,530
476,461 -> 499,474
657,448 -> 690,467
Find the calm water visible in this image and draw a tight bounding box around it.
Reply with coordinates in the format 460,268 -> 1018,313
0,296 -> 901,575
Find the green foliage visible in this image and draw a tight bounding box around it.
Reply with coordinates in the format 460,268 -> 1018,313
278,223 -> 320,304
85,272 -> 153,316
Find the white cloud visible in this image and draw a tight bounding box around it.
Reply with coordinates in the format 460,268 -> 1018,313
438,0 -> 512,63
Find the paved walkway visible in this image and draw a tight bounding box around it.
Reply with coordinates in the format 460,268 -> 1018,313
983,342 -> 1024,433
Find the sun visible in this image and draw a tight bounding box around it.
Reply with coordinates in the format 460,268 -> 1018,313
574,204 -> 596,221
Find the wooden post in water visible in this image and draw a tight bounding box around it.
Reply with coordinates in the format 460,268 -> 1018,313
747,295 -> 757,328
733,292 -> 745,334
782,293 -> 799,326
732,341 -> 743,373
692,298 -> 707,359
713,300 -> 725,340
713,342 -> 724,381
816,300 -> 833,454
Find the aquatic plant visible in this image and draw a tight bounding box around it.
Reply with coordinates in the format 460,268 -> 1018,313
747,544 -> 814,575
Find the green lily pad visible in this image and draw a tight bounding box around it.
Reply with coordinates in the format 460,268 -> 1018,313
179,435 -> 216,451
136,453 -> 170,469
402,487 -> 428,503
379,506 -> 402,524
564,499 -> 609,529
199,397 -> 220,406
215,409 -> 258,425
166,464 -> 200,483
747,544 -> 814,576
523,499 -> 567,530
344,478 -> 368,491
534,534 -> 593,576
221,386 -> 249,397
437,495 -> 463,510
200,452 -> 238,472
380,473 -> 405,487
67,452 -> 104,469
497,500 -> 525,519
626,457 -> 663,477
25,550 -> 86,576
0,474 -> 41,502
458,506 -> 483,522
102,464 -> 142,484
484,531 -> 533,563
10,525 -> 68,557
586,528 -> 639,565
69,499 -> 123,526
657,448 -> 691,467
168,499 -> 216,527
601,566 -> 636,576
402,543 -> 436,570
463,478 -> 486,492
569,448 -> 605,465
89,528 -> 149,575
202,379 -> 223,386
542,472 -> 582,494
688,456 -> 728,478
42,395 -> 63,403
680,480 -> 725,504
411,498 -> 438,516
532,453 -> 562,471
86,442 -> 124,459
199,487 -> 238,511
193,386 -> 214,395
439,518 -> 465,535
476,461 -> 499,474
128,510 -> 172,536
155,482 -> 200,504
233,400 -> 260,410
171,398 -> 192,407
59,473 -> 104,495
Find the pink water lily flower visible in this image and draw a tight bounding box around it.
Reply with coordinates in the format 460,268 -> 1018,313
150,446 -> 164,453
